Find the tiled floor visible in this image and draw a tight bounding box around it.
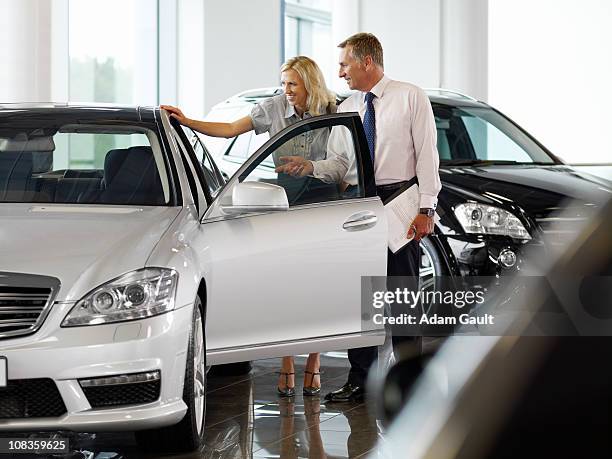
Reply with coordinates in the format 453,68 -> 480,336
28,353 -> 380,458
203,353 -> 379,458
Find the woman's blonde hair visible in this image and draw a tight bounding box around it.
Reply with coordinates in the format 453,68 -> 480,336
281,56 -> 336,116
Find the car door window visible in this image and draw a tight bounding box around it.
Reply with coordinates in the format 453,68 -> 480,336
183,127 -> 224,197
170,125 -> 207,212
236,114 -> 372,208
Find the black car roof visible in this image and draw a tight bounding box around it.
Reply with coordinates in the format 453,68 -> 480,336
0,104 -> 158,123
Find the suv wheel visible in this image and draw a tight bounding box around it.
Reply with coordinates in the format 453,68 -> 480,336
420,236 -> 446,281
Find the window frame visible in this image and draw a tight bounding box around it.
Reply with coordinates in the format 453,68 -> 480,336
168,121 -> 208,214
184,127 -> 225,196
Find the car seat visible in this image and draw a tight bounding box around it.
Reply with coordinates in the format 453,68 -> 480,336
0,151 -> 35,201
100,146 -> 164,205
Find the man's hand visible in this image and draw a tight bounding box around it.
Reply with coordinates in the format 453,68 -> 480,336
160,105 -> 190,126
407,213 -> 434,241
275,156 -> 314,177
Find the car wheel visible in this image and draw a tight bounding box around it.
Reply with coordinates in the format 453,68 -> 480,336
136,296 -> 206,452
417,237 -> 450,354
420,236 -> 446,281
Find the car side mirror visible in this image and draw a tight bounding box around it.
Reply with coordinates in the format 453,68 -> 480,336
220,181 -> 289,215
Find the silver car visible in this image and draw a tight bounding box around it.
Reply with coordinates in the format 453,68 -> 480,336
0,104 -> 387,452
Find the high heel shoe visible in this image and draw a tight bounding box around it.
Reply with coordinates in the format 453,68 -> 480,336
277,372 -> 295,397
303,370 -> 321,396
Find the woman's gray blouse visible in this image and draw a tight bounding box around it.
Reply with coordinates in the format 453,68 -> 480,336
250,94 -> 335,165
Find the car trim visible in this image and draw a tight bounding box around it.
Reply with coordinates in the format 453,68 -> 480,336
201,196 -> 382,224
155,107 -> 184,206
0,400 -> 187,431
207,329 -> 385,365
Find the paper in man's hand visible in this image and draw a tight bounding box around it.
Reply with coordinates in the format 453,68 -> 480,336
384,184 -> 439,253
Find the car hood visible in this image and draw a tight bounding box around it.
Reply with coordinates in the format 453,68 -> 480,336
0,204 -> 181,301
440,165 -> 612,214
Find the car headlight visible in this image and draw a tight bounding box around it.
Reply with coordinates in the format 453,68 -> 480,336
454,203 -> 531,240
62,268 -> 178,327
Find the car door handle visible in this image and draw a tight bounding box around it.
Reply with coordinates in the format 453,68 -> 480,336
342,211 -> 378,231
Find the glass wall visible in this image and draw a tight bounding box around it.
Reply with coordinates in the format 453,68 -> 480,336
489,0 -> 612,164
284,0 -> 334,93
65,0 -> 158,167
68,0 -> 158,105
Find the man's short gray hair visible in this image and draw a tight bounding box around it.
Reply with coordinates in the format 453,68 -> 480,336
338,32 -> 384,69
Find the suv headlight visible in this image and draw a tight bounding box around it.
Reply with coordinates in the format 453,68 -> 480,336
454,203 -> 531,240
62,268 -> 178,327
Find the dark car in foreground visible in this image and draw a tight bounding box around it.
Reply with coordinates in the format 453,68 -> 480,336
200,88 -> 612,282
374,196 -> 612,458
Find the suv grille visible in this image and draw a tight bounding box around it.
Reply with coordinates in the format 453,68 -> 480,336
0,378 -> 67,418
0,273 -> 59,339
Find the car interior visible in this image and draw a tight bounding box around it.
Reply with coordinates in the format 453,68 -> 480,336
0,126 -> 168,206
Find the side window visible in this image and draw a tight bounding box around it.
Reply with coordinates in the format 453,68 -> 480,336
249,131 -> 270,154
435,118 -> 452,160
171,126 -> 206,211
239,121 -> 361,207
223,131 -> 271,172
181,127 -> 223,197
225,131 -> 270,162
247,131 -> 273,168
225,132 -> 251,161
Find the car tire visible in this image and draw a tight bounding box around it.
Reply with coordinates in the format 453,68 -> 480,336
135,296 -> 206,453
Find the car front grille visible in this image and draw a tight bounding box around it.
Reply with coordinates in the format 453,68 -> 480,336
0,378 -> 67,418
82,380 -> 161,408
0,272 -> 60,339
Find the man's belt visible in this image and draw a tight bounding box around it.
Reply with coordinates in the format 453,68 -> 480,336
376,176 -> 418,193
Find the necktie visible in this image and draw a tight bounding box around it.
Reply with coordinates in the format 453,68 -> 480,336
363,92 -> 376,164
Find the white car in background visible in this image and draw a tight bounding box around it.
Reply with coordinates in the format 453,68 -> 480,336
0,104 -> 387,452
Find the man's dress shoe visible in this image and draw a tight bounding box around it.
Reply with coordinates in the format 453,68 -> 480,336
323,383 -> 364,402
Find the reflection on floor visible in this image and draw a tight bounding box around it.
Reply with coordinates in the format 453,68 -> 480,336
30,352 -> 380,458
204,353 -> 379,458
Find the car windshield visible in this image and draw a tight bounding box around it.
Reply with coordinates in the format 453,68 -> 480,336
434,105 -> 556,165
0,121 -> 170,205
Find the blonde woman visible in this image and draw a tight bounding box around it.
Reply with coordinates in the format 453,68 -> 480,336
162,56 -> 335,397
161,55 -> 336,164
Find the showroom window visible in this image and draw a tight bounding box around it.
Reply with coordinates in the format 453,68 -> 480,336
68,0 -> 158,105
63,0 -> 177,168
284,0 -> 334,90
